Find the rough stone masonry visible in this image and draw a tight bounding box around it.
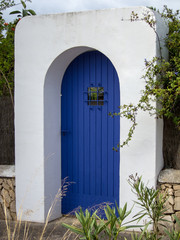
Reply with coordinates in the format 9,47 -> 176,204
0,177 -> 16,220
158,169 -> 180,232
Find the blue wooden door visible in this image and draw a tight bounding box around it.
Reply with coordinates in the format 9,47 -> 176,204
61,51 -> 120,214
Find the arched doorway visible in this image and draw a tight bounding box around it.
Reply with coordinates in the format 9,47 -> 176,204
61,51 -> 120,213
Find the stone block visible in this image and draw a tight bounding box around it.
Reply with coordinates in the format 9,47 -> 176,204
175,190 -> 180,197
1,189 -> 11,205
164,200 -> 174,214
167,188 -> 174,196
0,195 -> 9,208
4,207 -> 12,220
175,212 -> 180,231
165,184 -> 172,188
11,212 -> 16,221
7,179 -> 14,189
160,190 -> 167,199
11,178 -> 15,187
174,197 -> 180,211
0,179 -> 3,184
9,189 -> 15,200
158,169 -> 180,184
0,203 -> 5,220
10,201 -> 16,213
0,195 -> 3,205
2,182 -> 10,191
168,196 -> 174,205
158,215 -> 174,233
174,185 -> 180,190
161,184 -> 166,190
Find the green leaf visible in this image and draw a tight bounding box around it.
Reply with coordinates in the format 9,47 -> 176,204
22,9 -> 29,16
61,223 -> 84,236
21,0 -> 26,9
9,10 -> 21,14
28,9 -> 36,15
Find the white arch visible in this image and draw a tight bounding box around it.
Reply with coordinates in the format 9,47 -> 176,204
15,8 -> 166,223
44,46 -> 95,220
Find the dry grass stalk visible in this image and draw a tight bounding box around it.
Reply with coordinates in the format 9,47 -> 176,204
2,177 -> 72,240
39,177 -> 72,240
3,177 -> 109,239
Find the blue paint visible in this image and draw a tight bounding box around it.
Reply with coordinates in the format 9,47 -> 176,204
61,51 -> 120,214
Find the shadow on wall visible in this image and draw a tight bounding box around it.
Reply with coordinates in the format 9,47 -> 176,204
163,115 -> 180,169
0,97 -> 14,165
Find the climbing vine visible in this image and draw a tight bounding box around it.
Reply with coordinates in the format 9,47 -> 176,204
110,6 -> 180,149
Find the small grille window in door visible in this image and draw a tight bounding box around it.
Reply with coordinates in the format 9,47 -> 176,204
88,87 -> 104,105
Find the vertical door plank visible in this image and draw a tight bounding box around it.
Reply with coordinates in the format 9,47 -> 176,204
78,56 -> 84,196
89,52 -> 96,196
101,56 -> 108,197
95,52 -> 102,196
84,53 -> 90,195
107,61 -> 114,198
72,60 -> 78,195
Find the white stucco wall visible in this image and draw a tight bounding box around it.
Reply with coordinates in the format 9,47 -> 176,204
15,7 -> 168,222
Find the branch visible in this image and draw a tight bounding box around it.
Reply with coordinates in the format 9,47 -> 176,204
0,0 -> 31,11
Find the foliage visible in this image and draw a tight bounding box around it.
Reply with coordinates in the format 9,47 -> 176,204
0,20 -> 18,89
109,104 -> 138,149
111,6 -> 180,148
139,6 -> 180,129
62,203 -> 137,240
0,17 -> 17,97
10,0 -> 36,17
103,202 -> 138,239
0,0 -> 36,98
62,208 -> 109,240
0,0 -> 15,12
164,215 -> 180,240
62,175 -> 180,239
128,174 -> 168,240
0,0 -> 31,12
131,224 -> 158,240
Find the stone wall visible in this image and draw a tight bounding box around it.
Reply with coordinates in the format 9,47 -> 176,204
0,177 -> 16,220
158,169 -> 180,232
0,166 -> 16,220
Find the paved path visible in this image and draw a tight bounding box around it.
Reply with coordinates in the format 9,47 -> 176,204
0,216 -> 134,239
